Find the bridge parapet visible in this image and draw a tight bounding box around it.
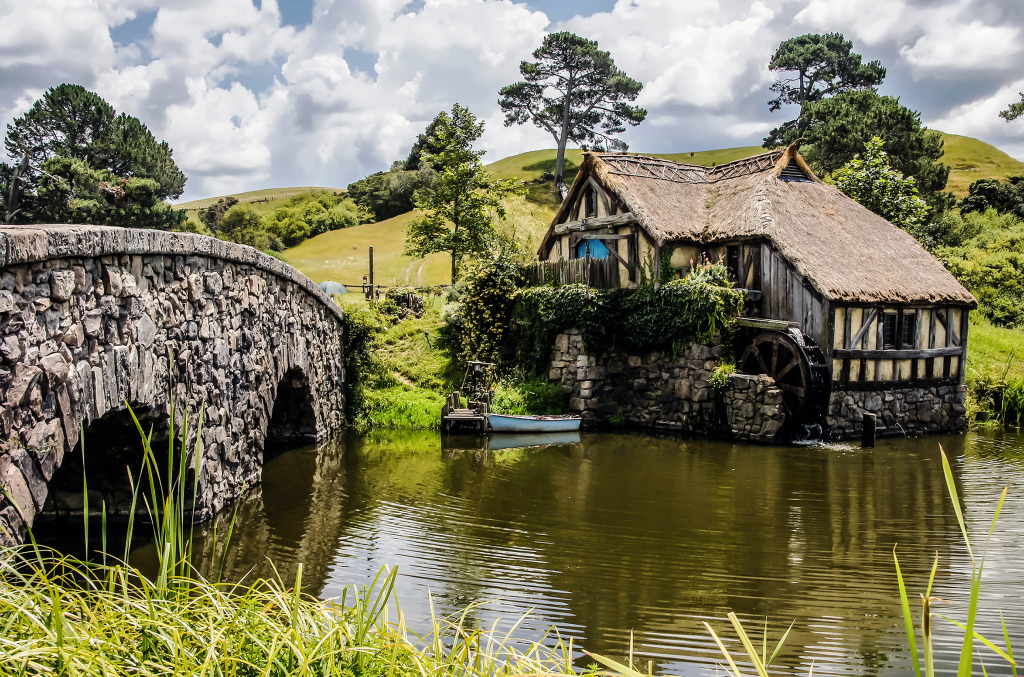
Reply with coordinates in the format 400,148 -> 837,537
0,225 -> 346,547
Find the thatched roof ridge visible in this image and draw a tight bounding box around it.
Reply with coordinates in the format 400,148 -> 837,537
542,145 -> 976,307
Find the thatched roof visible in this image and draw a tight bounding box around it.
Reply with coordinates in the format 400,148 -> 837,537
543,144 -> 976,307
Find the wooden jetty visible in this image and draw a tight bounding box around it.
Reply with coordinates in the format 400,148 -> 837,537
441,390 -> 488,433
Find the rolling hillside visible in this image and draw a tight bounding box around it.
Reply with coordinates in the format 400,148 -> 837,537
180,133 -> 1024,288
280,211 -> 450,287
936,132 -> 1024,196
176,186 -> 345,212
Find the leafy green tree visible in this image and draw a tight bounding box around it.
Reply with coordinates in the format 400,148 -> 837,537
404,116 -> 445,171
33,156 -> 184,229
499,31 -> 646,197
404,104 -> 523,281
218,203 -> 282,251
764,32 -> 885,147
198,196 -> 239,233
1001,93 -> 1024,122
799,89 -> 951,211
937,209 -> 1024,327
834,136 -> 928,231
3,83 -> 186,226
346,163 -> 436,221
960,176 -> 1024,219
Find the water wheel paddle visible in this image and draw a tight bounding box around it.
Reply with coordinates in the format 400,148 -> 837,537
739,330 -> 828,422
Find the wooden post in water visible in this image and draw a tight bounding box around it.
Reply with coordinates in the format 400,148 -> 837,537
862,412 -> 876,448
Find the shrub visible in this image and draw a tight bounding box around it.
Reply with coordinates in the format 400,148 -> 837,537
491,374 -> 568,415
511,259 -> 744,373
936,209 -> 1024,327
455,246 -> 524,362
709,363 -> 735,393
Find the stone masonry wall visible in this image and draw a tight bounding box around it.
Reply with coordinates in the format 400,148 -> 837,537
548,330 -> 784,441
724,373 -> 786,441
0,225 -> 346,547
827,384 -> 968,438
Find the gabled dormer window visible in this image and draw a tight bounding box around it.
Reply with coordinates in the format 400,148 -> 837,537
779,159 -> 811,183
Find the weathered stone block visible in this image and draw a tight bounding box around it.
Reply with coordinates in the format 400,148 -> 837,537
50,270 -> 76,301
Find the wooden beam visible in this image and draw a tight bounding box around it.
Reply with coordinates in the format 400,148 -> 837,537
735,317 -> 798,331
958,310 -> 970,383
571,233 -> 631,240
850,309 -> 877,348
553,212 -> 638,235
834,377 -> 959,392
833,347 -> 963,360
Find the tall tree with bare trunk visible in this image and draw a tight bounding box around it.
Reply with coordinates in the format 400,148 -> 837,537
499,32 -> 646,198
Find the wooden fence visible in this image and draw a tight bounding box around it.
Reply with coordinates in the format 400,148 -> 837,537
523,256 -> 621,289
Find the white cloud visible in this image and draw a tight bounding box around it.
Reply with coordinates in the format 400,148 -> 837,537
928,79 -> 1024,161
900,20 -> 1021,71
2,0 -> 1024,199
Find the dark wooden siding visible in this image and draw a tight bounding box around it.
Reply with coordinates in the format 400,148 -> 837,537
757,243 -> 827,348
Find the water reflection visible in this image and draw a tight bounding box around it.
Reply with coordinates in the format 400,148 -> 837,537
179,430 -> 1023,676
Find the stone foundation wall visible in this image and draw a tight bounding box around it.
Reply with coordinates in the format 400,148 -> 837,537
548,330 -> 784,441
0,225 -> 346,548
724,374 -> 785,441
827,384 -> 968,438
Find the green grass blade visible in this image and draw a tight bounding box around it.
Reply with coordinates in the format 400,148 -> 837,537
940,445 -> 973,560
767,620 -> 794,667
941,616 -> 1018,666
80,430 -> 89,558
894,545 -> 922,677
583,650 -> 648,677
1001,611 -> 1016,677
728,612 -> 770,677
701,622 -> 744,677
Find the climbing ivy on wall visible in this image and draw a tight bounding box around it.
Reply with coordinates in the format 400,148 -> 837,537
510,259 -> 744,372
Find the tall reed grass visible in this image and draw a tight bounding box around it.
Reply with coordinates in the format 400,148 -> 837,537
0,402 -> 581,676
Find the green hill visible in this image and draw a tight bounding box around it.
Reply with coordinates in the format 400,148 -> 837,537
936,132 -> 1024,197
175,186 -> 345,212
279,210 -> 450,287
181,133 -> 1022,288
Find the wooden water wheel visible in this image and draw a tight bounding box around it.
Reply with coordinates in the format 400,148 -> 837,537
739,330 -> 829,422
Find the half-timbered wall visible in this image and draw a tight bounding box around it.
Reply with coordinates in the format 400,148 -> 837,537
831,305 -> 969,386
543,179 -> 648,288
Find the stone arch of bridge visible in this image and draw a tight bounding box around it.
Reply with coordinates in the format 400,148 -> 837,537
0,225 -> 347,548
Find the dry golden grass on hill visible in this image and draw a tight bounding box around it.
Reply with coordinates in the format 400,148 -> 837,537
180,133 -> 1024,288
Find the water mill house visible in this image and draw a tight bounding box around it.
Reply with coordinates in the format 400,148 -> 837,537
535,142 -> 977,439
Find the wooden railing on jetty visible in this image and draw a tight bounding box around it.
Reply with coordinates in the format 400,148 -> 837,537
523,256 -> 621,289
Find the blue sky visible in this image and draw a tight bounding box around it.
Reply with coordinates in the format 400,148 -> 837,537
1,0 -> 1022,200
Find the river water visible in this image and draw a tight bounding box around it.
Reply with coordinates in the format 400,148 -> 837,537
183,430 -> 1024,676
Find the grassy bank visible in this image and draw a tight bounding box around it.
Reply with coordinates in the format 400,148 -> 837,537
965,315 -> 1024,427
1,551 -> 584,676
341,291 -> 566,430
0,403 -> 581,676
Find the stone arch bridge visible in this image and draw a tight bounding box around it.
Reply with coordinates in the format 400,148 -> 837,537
0,225 -> 346,547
